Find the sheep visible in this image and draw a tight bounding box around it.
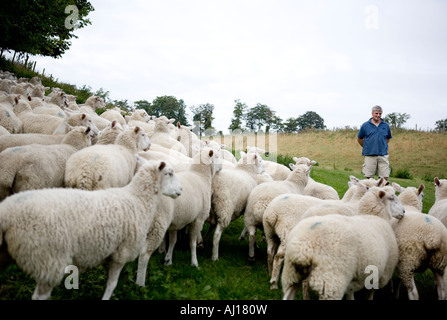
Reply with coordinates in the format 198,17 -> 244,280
0,160 -> 182,300
207,151 -> 266,261
246,146 -> 291,180
78,95 -> 106,115
0,133 -> 64,153
126,109 -> 154,133
429,178 -> 447,227
242,163 -> 311,262
292,157 -> 340,200
0,126 -> 94,201
43,91 -> 68,109
100,107 -> 126,126
163,146 -> 222,268
14,98 -> 98,136
206,140 -> 237,164
64,126 -> 150,190
175,122 -> 203,157
150,117 -> 188,155
281,186 -> 405,300
0,102 -> 22,133
263,176 -> 370,290
96,120 -> 124,145
137,148 -> 192,173
392,182 -> 447,300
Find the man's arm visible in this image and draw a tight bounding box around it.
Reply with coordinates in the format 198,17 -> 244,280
357,137 -> 364,147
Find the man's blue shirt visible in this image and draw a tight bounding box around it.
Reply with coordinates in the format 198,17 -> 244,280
357,118 -> 392,156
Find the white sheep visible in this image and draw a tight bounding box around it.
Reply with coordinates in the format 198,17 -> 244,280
263,176 -> 370,290
0,133 -> 64,153
126,109 -> 154,133
150,117 -> 188,155
175,122 -> 203,157
242,163 -> 311,262
282,186 -> 405,300
208,151 -> 265,261
163,146 -> 222,267
137,148 -> 192,173
0,99 -> 22,133
0,126 -> 94,201
14,98 -> 99,136
96,120 -> 124,145
392,182 -> 447,300
64,126 -> 150,190
100,107 -> 126,126
246,146 -> 291,181
429,177 -> 447,227
78,95 -> 106,115
0,160 -> 182,300
292,156 -> 340,200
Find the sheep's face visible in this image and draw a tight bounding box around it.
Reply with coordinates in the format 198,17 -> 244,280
159,162 -> 182,198
244,153 -> 265,174
80,114 -> 100,136
378,188 -> 405,219
136,128 -> 151,151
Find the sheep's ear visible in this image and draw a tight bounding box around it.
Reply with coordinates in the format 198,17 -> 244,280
289,163 -> 295,170
434,177 -> 440,187
111,120 -> 117,128
209,149 -> 214,157
378,190 -> 386,199
158,161 -> 166,171
310,160 -> 317,166
80,113 -> 86,120
85,126 -> 91,135
134,126 -> 141,134
377,177 -> 384,186
418,184 -> 425,195
349,176 -> 360,185
392,182 -> 402,193
292,156 -> 298,162
177,121 -> 181,128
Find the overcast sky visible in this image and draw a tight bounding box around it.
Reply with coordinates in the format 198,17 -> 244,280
20,0 -> 447,133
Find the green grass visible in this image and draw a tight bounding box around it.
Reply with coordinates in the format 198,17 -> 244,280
0,166 -> 440,301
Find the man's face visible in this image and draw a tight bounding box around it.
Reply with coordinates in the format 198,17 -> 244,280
372,110 -> 382,122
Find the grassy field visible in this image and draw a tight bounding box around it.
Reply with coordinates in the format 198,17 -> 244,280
1,130 -> 445,301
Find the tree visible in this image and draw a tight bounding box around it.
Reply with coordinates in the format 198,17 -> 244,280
244,103 -> 275,132
190,103 -> 215,136
297,111 -> 326,131
435,118 -> 447,132
0,0 -> 94,59
384,112 -> 411,129
283,117 -> 300,133
134,100 -> 151,114
149,96 -> 189,125
228,99 -> 247,132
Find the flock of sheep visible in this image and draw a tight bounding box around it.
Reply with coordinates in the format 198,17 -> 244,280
0,70 -> 447,300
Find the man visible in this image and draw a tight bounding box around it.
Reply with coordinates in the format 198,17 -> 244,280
357,105 -> 392,180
